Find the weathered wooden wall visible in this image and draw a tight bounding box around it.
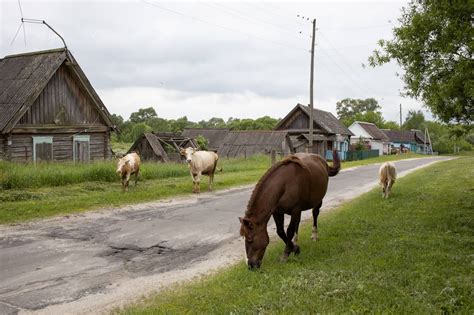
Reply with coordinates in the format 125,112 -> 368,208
7,132 -> 108,162
17,65 -> 103,126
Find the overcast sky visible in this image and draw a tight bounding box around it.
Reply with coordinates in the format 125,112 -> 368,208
1,0 -> 430,123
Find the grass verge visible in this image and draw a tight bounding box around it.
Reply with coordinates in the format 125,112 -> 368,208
119,155 -> 473,314
0,153 -> 424,224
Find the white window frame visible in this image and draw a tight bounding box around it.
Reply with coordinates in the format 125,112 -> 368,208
73,135 -> 90,162
33,136 -> 53,162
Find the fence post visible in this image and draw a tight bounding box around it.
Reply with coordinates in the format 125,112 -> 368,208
271,149 -> 276,165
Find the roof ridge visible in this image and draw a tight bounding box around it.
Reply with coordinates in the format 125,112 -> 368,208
3,48 -> 66,59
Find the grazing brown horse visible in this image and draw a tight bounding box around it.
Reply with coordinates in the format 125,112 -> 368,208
239,150 -> 340,269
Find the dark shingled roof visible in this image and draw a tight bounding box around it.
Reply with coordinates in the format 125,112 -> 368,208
381,129 -> 429,144
275,103 -> 354,136
355,121 -> 389,141
182,128 -> 230,151
0,48 -> 113,133
217,130 -> 292,158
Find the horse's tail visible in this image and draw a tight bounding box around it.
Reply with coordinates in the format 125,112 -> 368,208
328,150 -> 340,177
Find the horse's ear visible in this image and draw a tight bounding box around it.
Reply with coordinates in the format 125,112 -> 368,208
239,217 -> 253,229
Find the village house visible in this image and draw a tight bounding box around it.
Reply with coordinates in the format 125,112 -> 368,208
0,48 -> 115,162
381,129 -> 430,154
274,103 -> 353,159
348,121 -> 390,155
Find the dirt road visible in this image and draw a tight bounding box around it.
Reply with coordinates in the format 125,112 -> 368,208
0,156 -> 451,314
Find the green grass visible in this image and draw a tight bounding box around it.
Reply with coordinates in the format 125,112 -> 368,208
0,153 -> 425,224
341,152 -> 423,169
119,155 -> 473,314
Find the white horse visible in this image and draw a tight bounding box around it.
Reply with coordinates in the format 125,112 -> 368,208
180,147 -> 221,193
379,162 -> 397,198
116,152 -> 141,191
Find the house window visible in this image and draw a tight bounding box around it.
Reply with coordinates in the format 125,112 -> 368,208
73,135 -> 90,162
33,136 -> 53,162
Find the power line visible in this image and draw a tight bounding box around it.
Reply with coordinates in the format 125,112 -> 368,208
206,2 -> 302,39
142,1 -> 307,53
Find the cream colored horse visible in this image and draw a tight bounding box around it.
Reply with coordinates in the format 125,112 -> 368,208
116,152 -> 141,191
379,162 -> 397,198
180,147 -> 220,193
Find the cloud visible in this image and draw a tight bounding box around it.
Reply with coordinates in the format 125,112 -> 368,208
1,0 -> 431,123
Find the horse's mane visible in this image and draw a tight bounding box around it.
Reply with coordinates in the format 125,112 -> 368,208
245,155 -> 308,217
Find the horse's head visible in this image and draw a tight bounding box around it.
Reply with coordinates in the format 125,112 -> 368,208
116,157 -> 130,175
180,147 -> 196,164
239,217 -> 269,269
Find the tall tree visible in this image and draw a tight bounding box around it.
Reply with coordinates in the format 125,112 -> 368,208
336,98 -> 384,127
336,98 -> 381,119
129,107 -> 158,124
369,1 -> 473,125
403,110 -> 425,130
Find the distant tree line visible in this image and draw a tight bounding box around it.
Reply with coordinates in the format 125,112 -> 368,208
111,107 -> 279,143
112,99 -> 472,154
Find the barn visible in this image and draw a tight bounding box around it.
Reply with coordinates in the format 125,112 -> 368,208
181,128 -> 230,152
0,48 -> 115,162
217,130 -> 293,158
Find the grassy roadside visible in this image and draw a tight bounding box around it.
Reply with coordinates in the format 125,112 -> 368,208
119,155 -> 473,314
0,153 -> 423,224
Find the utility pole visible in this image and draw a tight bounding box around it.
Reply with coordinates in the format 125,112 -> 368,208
308,18 -> 316,153
399,103 -> 402,130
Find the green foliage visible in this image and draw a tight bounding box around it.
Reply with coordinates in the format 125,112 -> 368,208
336,98 -> 385,127
370,1 -> 473,124
403,109 -> 425,130
120,156 -> 474,314
383,120 -> 400,129
195,135 -> 209,151
129,123 -> 152,143
354,137 -> 365,151
129,107 -> 157,124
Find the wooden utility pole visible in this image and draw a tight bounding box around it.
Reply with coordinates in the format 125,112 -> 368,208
399,103 -> 402,129
308,18 -> 316,153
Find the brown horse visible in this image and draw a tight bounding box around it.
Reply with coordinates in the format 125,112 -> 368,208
239,150 -> 340,269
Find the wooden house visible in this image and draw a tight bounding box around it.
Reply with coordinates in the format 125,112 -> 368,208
181,128 -> 230,152
0,48 -> 115,162
348,121 -> 390,155
127,132 -> 197,163
217,130 -> 293,158
381,129 -> 430,153
275,104 -> 353,159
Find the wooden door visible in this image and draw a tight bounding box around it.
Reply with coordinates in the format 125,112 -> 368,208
35,143 -> 53,162
75,141 -> 90,162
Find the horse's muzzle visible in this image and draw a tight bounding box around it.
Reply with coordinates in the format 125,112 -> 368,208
247,259 -> 261,270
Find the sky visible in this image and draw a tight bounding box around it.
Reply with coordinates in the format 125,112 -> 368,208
0,0 -> 431,123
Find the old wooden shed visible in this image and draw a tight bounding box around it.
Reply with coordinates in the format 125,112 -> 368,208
217,130 -> 293,158
0,48 -> 115,162
181,128 -> 230,152
127,132 -> 197,163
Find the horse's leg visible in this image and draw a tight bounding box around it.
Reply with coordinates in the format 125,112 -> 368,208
272,212 -> 287,243
124,173 -> 130,192
282,210 -> 301,261
208,172 -> 214,191
195,172 -> 202,193
312,201 -> 322,241
134,169 -> 140,186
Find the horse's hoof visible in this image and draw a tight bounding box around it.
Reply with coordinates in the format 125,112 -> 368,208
293,245 -> 300,256
311,234 -> 318,241
280,253 -> 289,263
